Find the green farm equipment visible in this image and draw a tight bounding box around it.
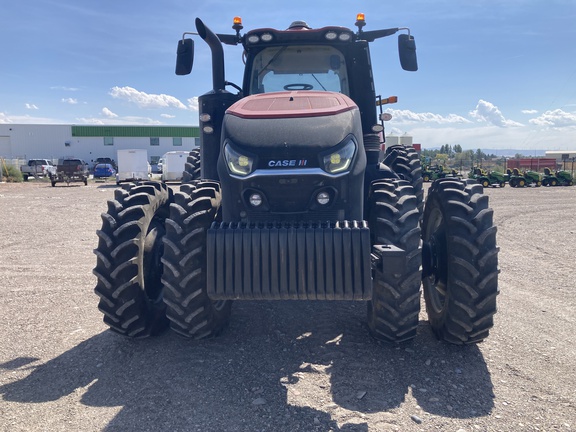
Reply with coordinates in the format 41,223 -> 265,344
542,167 -> 574,186
507,168 -> 541,188
423,164 -> 460,182
468,167 -> 506,188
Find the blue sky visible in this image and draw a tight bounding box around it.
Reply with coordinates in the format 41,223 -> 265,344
1,0 -> 575,150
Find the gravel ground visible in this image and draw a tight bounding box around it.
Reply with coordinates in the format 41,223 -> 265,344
0,179 -> 574,431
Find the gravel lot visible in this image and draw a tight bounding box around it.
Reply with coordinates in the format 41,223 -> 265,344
0,180 -> 575,431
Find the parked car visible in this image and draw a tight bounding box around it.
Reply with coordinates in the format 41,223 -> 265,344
20,159 -> 56,180
94,157 -> 117,170
93,163 -> 117,178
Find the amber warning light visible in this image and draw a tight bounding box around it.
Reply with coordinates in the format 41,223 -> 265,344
376,96 -> 398,106
355,13 -> 366,29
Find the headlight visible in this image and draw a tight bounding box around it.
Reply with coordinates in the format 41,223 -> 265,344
322,139 -> 356,174
224,144 -> 254,176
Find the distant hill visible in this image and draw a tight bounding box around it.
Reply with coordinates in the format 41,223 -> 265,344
481,149 -> 547,157
422,147 -> 548,157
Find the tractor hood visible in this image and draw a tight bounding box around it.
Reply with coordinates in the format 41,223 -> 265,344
226,91 -> 357,119
221,91 -> 363,157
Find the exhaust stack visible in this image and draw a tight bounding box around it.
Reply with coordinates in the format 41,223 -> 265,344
195,18 -> 226,92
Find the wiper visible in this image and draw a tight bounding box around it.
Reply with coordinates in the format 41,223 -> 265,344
311,74 -> 327,91
258,46 -> 287,77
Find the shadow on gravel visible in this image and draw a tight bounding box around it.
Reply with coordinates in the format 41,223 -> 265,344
0,301 -> 494,431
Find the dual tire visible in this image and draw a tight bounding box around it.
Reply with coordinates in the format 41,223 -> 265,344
421,179 -> 499,344
93,180 -> 230,338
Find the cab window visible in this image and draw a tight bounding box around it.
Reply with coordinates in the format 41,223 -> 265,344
249,45 -> 349,95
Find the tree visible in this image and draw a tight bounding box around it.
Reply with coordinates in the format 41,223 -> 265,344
453,144 -> 462,153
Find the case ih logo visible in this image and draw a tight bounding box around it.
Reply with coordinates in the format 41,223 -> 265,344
268,159 -> 308,168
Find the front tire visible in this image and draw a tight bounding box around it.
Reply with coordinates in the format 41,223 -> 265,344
366,179 -> 422,343
161,181 -> 232,338
93,181 -> 172,337
421,178 -> 499,344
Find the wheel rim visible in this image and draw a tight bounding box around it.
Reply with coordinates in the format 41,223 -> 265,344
422,207 -> 449,314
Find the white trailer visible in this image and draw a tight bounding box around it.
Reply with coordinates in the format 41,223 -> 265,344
161,151 -> 189,182
116,149 -> 151,185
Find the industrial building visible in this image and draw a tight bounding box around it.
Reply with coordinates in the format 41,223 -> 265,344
0,124 -> 199,168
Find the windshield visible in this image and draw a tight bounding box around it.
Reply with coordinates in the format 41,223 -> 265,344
249,45 -> 349,95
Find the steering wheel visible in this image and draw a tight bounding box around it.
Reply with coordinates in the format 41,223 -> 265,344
284,83 -> 313,91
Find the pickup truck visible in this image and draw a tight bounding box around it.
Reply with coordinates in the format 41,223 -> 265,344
20,159 -> 56,180
49,158 -> 89,186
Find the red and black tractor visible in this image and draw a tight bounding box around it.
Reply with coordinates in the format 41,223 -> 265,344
94,14 -> 499,344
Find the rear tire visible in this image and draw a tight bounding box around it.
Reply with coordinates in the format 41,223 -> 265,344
162,181 -> 232,338
93,181 -> 172,337
182,148 -> 201,184
421,178 -> 499,344
366,179 -> 422,343
383,145 -> 424,216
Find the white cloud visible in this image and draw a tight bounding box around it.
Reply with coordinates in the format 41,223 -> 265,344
387,109 -> 471,125
61,98 -> 78,104
187,97 -> 199,112
0,112 -> 10,124
529,109 -> 576,127
161,114 -> 176,118
0,112 -> 65,124
469,100 -> 523,127
25,103 -> 39,110
522,109 -> 538,114
109,86 -> 187,110
102,107 -> 118,118
51,86 -> 79,91
76,115 -> 162,125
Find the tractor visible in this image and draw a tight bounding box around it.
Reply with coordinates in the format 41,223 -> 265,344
542,167 -> 574,186
93,14 -> 499,345
507,168 -> 541,188
422,164 -> 460,182
468,167 -> 506,188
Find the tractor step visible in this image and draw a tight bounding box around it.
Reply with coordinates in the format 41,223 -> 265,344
206,220 -> 373,300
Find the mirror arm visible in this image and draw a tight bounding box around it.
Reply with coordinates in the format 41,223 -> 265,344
181,31 -> 198,42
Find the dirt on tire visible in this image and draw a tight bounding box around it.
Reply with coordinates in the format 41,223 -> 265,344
0,180 -> 575,431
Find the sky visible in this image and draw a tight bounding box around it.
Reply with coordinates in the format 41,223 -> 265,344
1,0 -> 575,151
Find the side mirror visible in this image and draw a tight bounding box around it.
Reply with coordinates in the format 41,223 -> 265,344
175,38 -> 194,75
398,34 -> 418,72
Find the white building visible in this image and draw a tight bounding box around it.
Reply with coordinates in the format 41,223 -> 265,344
384,134 -> 413,146
0,124 -> 199,167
